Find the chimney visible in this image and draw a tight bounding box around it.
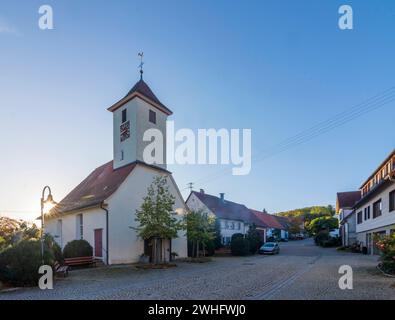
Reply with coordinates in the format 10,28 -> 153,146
200,189 -> 205,194
219,193 -> 225,202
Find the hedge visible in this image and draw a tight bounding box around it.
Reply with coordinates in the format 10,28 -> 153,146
230,236 -> 250,256
0,238 -> 55,286
63,239 -> 93,258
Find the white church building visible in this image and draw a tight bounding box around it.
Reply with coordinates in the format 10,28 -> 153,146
45,74 -> 188,265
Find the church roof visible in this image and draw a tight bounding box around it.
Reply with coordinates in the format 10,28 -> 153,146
49,161 -> 137,215
48,160 -> 173,216
108,79 -> 173,115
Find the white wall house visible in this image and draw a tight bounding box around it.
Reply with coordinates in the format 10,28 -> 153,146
186,191 -> 253,245
354,150 -> 395,255
45,76 -> 188,264
336,191 -> 361,246
186,190 -> 289,245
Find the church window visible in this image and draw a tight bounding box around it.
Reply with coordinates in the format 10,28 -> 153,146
149,110 -> 156,124
122,109 -> 127,123
76,214 -> 83,240
121,150 -> 124,161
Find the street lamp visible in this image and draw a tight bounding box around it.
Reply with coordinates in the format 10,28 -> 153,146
40,186 -> 57,264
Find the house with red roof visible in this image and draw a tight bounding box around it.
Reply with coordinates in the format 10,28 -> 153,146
250,209 -> 290,241
336,191 -> 361,246
44,74 -> 187,264
186,190 -> 289,244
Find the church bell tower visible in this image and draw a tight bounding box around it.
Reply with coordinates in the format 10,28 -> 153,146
107,61 -> 172,170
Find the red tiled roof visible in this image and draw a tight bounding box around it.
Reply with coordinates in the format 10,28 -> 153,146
191,191 -> 253,223
190,191 -> 288,230
249,209 -> 286,230
49,161 -> 137,215
336,191 -> 361,212
275,215 -> 292,229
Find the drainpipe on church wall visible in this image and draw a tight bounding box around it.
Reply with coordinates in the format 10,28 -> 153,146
100,202 -> 109,265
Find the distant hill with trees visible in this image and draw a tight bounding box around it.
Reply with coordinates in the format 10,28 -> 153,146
275,205 -> 336,236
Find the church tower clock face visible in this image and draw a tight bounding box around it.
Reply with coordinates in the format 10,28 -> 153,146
120,121 -> 130,142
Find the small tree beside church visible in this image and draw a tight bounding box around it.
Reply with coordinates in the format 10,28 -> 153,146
135,176 -> 183,264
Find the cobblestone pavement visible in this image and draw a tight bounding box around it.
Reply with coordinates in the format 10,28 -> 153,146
1,239 -> 394,300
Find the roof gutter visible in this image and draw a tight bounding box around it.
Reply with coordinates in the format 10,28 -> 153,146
100,202 -> 109,265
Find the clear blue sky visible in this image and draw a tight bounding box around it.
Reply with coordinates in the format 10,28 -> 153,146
1,0 -> 394,221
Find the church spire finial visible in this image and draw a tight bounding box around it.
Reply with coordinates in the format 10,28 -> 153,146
138,52 -> 144,80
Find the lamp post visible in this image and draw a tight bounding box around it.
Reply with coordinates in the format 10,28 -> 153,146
40,186 -> 57,265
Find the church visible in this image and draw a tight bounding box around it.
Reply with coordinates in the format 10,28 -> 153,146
44,71 -> 188,265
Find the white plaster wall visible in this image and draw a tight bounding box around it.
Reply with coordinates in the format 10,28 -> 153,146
186,193 -> 248,244
113,96 -> 168,170
45,207 -> 107,262
113,99 -> 138,170
106,164 -> 187,264
356,182 -> 395,233
136,98 -> 167,170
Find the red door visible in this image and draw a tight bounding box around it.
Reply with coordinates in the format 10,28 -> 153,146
94,229 -> 103,257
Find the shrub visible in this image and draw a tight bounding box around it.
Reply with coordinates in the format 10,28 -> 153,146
246,224 -> 263,254
0,239 -> 55,286
44,234 -> 63,263
314,230 -> 330,246
231,233 -> 244,241
205,240 -> 216,256
63,240 -> 93,258
322,237 -> 342,248
376,234 -> 395,274
230,236 -> 250,256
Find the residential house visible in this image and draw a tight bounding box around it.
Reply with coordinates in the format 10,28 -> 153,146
354,149 -> 395,254
44,76 -> 188,264
336,191 -> 361,246
251,210 -> 289,241
186,190 -> 257,245
186,190 -> 289,244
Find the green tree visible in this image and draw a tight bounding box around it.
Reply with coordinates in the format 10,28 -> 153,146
246,223 -> 262,254
213,218 -> 222,249
306,216 -> 338,236
185,209 -> 215,257
0,217 -> 40,252
286,216 -> 303,236
135,176 -> 183,264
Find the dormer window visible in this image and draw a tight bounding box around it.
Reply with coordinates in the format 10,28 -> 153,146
122,109 -> 127,123
149,110 -> 156,124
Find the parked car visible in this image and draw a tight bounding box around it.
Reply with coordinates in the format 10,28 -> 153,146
259,242 -> 280,255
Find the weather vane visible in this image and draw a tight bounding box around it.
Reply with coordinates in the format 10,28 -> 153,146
138,52 -> 144,80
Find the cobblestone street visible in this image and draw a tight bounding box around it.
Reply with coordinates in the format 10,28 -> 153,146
1,239 -> 394,300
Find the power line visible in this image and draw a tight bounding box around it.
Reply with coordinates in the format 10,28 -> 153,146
183,86 -> 395,191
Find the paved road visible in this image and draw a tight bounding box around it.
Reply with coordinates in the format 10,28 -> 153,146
1,239 -> 394,300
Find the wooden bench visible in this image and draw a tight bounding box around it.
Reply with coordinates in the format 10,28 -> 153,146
54,261 -> 69,277
64,256 -> 96,268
